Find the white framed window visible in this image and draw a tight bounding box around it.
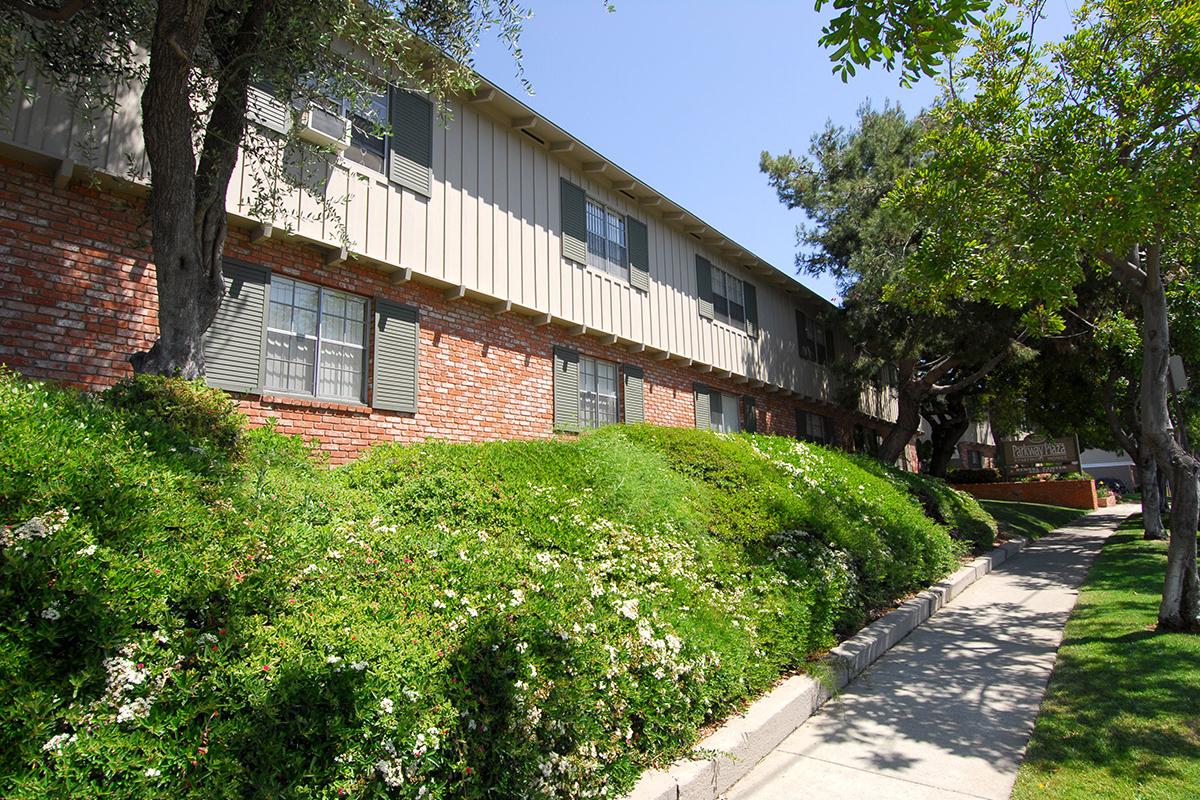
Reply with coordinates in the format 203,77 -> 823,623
266,276 -> 366,402
580,355 -> 619,429
585,198 -> 629,281
710,392 -> 741,433
712,266 -> 746,330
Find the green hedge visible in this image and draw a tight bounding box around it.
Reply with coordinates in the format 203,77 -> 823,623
0,371 -> 965,799
851,456 -> 998,553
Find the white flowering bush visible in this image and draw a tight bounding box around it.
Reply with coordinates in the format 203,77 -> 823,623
0,371 -> 967,798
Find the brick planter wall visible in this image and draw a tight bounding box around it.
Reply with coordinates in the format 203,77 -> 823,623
0,159 -> 890,463
954,479 -> 1099,510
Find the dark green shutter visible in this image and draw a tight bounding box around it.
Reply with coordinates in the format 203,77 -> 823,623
389,88 -> 433,197
744,283 -> 759,338
824,415 -> 836,445
204,260 -> 269,393
553,346 -> 581,432
560,179 -> 587,264
626,215 -> 650,292
743,395 -> 757,433
373,300 -> 420,413
623,364 -> 645,423
696,256 -> 714,319
824,326 -> 836,365
694,383 -> 711,430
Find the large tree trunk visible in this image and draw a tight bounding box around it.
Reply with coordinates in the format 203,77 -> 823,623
1137,243 -> 1200,631
1139,446 -> 1166,539
925,393 -> 971,478
133,0 -> 214,377
132,0 -> 266,377
880,366 -> 923,465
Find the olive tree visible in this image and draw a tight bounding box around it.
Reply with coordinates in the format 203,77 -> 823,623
0,0 -> 527,377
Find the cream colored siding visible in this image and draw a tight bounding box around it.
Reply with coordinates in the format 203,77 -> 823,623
2,73 -> 897,423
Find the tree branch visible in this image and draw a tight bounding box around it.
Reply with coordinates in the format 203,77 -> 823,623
1099,249 -> 1147,287
931,346 -> 1010,396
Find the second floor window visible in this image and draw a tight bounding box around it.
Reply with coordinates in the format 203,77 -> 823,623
267,277 -> 367,402
586,199 -> 629,281
798,311 -> 833,365
580,356 -> 619,428
712,267 -> 746,330
344,91 -> 388,173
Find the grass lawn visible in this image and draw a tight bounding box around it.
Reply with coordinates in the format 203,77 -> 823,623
978,499 -> 1087,540
1012,517 -> 1200,800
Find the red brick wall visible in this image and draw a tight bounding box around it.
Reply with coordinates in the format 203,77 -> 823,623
955,480 -> 1099,511
0,158 -> 890,463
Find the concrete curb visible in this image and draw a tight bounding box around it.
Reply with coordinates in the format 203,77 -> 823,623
625,536 -> 1029,800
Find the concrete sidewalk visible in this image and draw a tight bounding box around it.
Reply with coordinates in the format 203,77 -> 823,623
724,503 -> 1141,800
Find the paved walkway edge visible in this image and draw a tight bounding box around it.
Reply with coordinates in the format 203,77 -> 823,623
625,535 -> 1030,800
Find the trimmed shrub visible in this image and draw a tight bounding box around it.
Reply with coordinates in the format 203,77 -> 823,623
852,456 -> 998,553
104,374 -> 246,465
0,373 -> 967,799
947,467 -> 1002,484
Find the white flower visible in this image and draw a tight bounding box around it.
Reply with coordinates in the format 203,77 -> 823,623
116,697 -> 153,723
379,697 -> 394,714
326,655 -> 342,665
76,544 -> 97,557
42,732 -> 76,754
41,602 -> 62,621
402,687 -> 420,702
144,768 -> 162,778
618,598 -> 640,620
350,661 -> 368,672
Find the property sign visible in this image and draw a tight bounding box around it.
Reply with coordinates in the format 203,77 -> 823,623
1000,435 -> 1081,477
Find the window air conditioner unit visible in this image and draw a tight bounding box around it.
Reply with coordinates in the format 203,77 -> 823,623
298,104 -> 351,151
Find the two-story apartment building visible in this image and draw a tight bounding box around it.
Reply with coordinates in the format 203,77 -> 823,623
0,61 -> 898,462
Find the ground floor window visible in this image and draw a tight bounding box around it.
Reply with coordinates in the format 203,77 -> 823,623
266,276 -> 367,402
579,355 -> 619,429
798,410 -> 834,444
710,392 -> 741,433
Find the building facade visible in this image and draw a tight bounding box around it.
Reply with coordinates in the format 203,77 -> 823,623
0,63 -> 898,463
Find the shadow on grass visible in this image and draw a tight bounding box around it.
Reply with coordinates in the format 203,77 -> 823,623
1013,522 -> 1200,798
979,499 -> 1087,540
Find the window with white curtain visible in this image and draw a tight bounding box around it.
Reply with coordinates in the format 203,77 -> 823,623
710,392 -> 741,433
579,355 -> 619,429
585,198 -> 629,281
266,276 -> 366,402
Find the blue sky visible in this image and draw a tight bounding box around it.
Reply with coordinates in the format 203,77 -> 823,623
472,1 -> 1078,302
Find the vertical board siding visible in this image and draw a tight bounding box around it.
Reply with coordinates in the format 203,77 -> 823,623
1,74 -> 891,419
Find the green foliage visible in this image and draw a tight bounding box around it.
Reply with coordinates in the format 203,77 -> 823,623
1013,519 -> 1200,799
104,374 -> 247,465
0,374 -> 966,798
947,466 -> 1002,484
853,456 -> 998,552
814,0 -> 991,85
